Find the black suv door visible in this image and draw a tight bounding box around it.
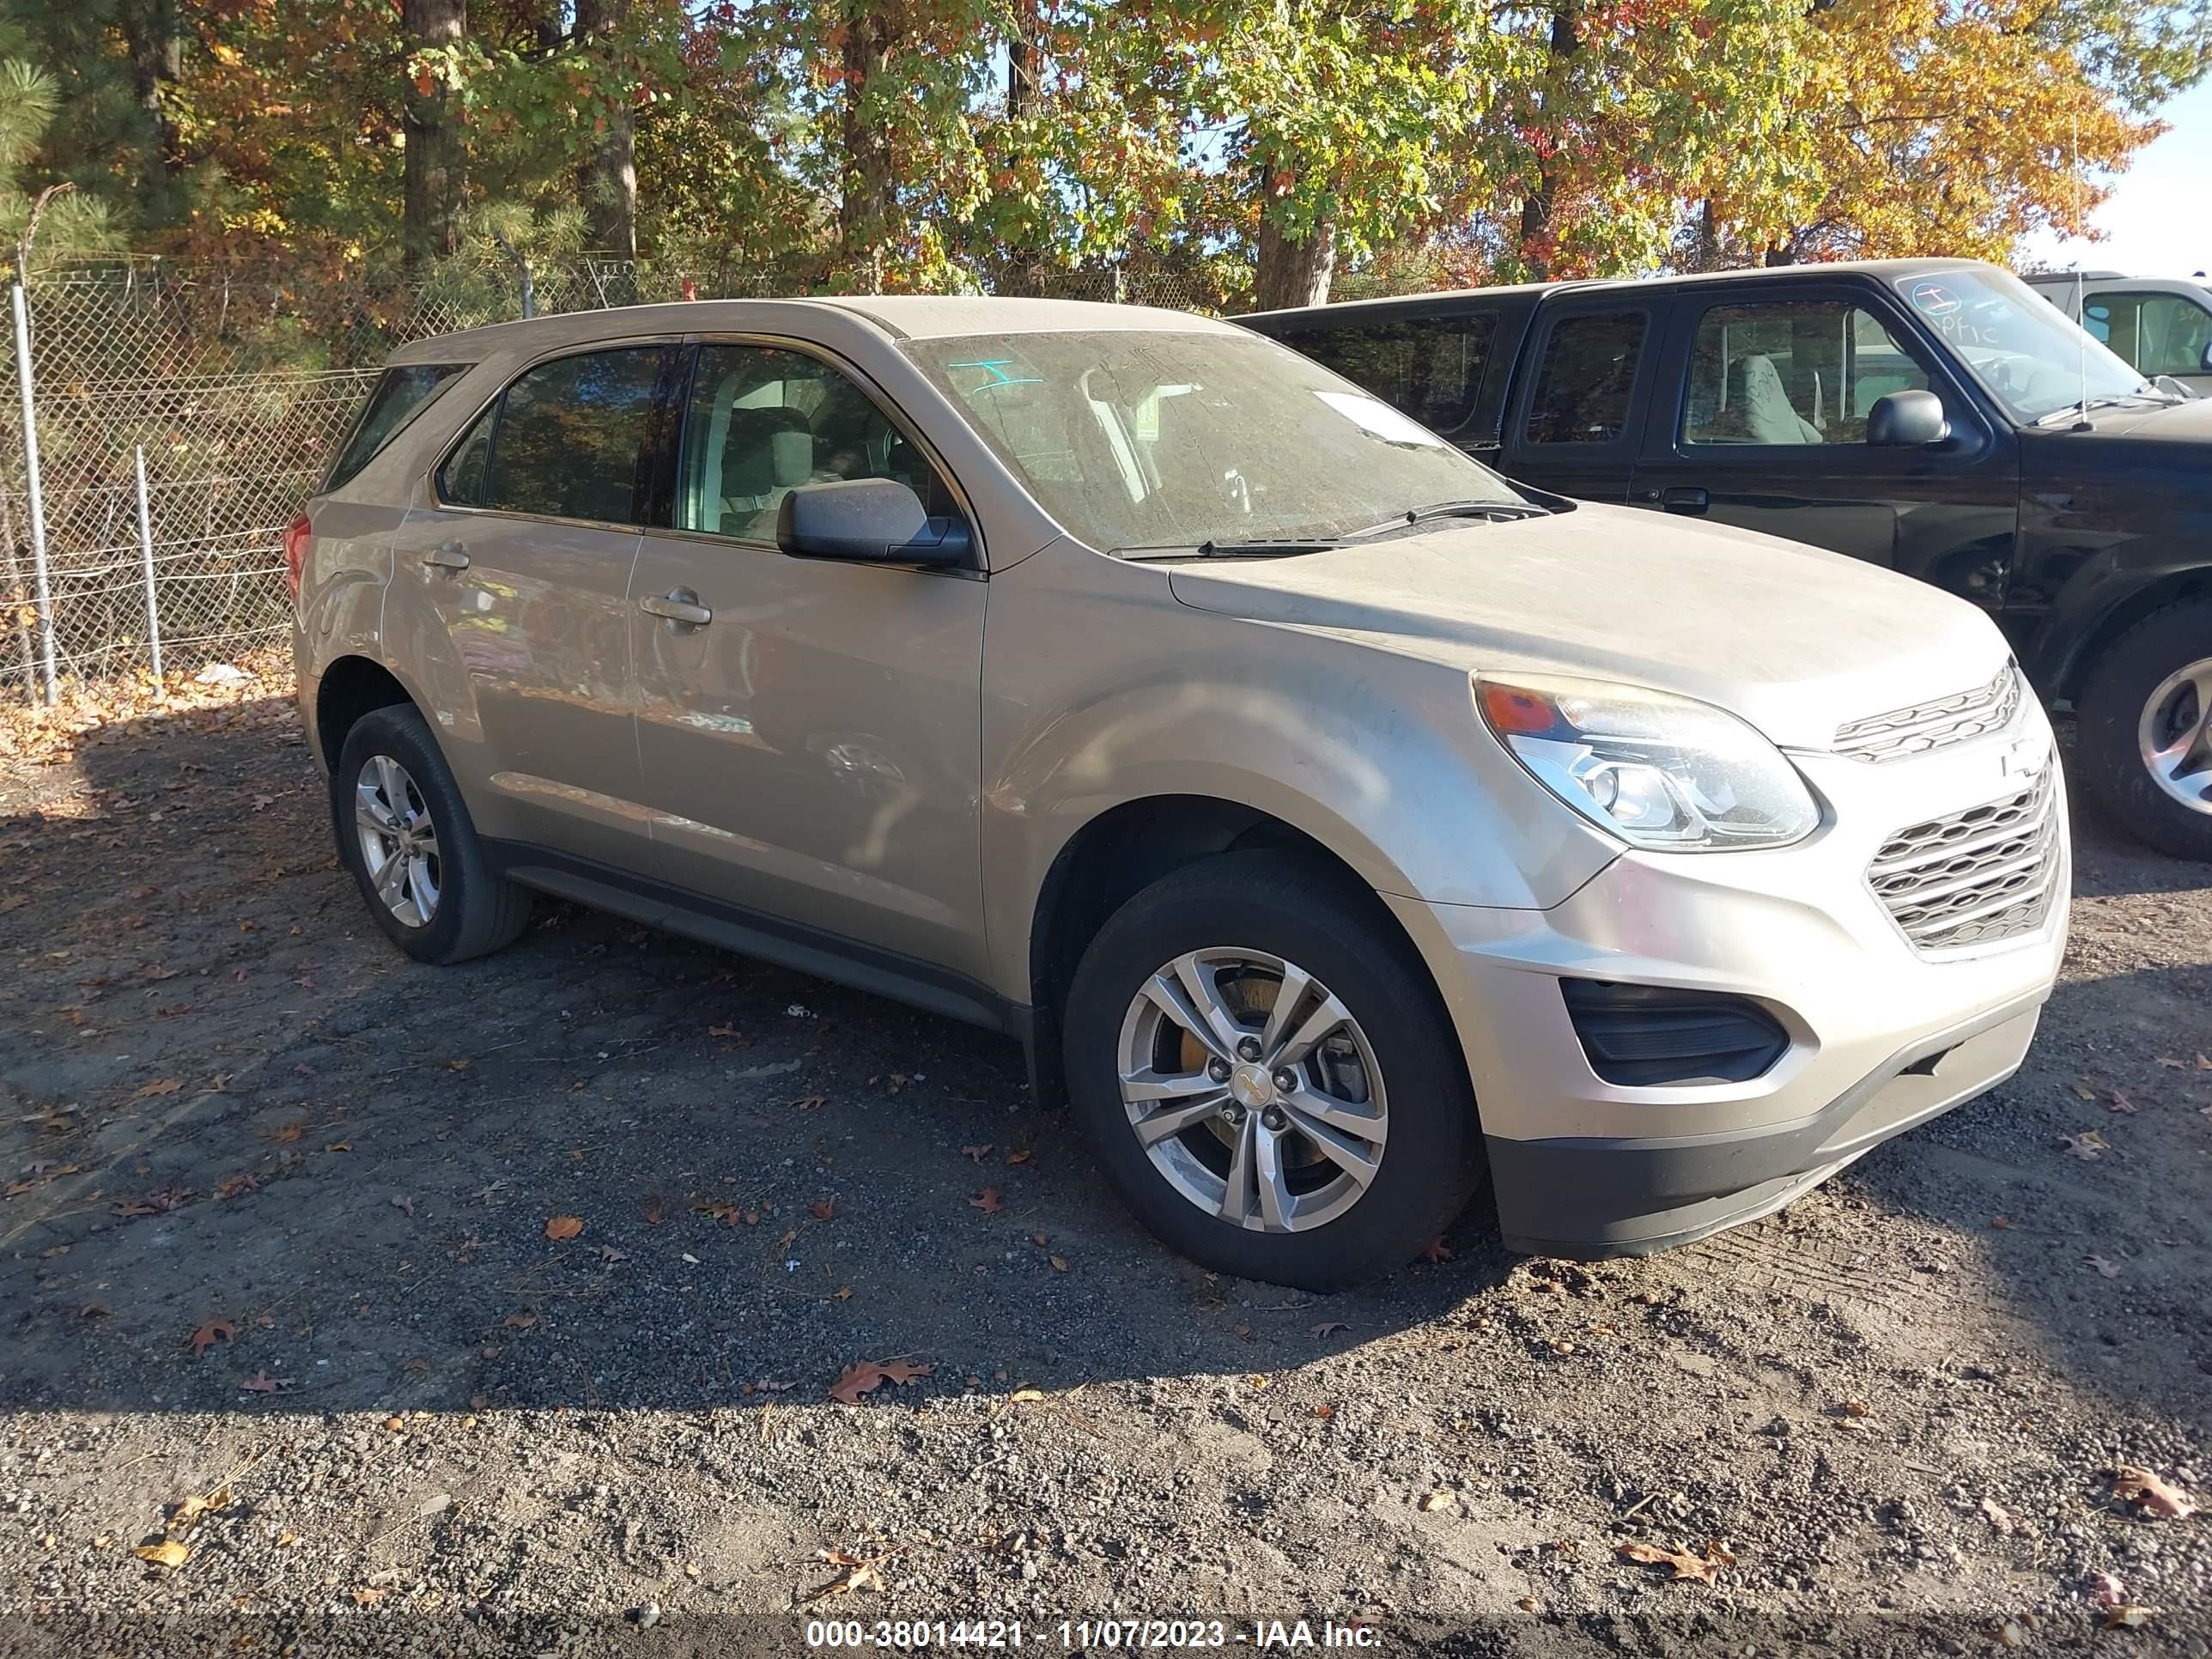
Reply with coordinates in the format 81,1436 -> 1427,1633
1496,298 -> 1659,502
1627,277 -> 2020,614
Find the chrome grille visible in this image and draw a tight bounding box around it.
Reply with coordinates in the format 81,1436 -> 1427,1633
1834,665 -> 2021,763
1868,765 -> 2060,953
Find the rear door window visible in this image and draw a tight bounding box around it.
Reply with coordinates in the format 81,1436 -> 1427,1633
1275,313 -> 1493,434
1523,313 -> 1648,445
437,346 -> 669,524
327,364 -> 467,489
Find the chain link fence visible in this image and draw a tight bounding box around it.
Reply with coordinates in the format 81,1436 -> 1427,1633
0,252 -> 1215,702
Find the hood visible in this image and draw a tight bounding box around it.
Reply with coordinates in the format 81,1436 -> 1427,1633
2075,395 -> 2212,444
1165,502 -> 2011,752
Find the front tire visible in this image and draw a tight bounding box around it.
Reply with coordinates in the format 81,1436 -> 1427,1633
2075,600 -> 2212,862
1062,851 -> 1484,1291
332,705 -> 532,963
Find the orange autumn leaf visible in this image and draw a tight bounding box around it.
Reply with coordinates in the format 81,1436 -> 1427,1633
544,1215 -> 585,1241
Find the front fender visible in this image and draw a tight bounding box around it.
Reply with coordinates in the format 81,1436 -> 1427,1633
977,541 -> 1620,1003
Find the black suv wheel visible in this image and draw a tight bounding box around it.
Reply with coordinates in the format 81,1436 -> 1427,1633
2076,600 -> 2212,862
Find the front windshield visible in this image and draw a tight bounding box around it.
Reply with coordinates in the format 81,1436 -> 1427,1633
903,329 -> 1523,553
1895,267 -> 2151,421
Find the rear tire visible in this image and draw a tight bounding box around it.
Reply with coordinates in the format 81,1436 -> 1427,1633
2075,600 -> 2212,862
332,705 -> 532,963
1062,850 -> 1484,1291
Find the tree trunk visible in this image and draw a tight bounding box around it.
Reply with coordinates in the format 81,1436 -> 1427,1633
402,0 -> 468,270
840,5 -> 893,266
1253,200 -> 1336,310
118,0 -> 184,205
575,0 -> 637,258
1006,0 -> 1042,119
1515,0 -> 1578,281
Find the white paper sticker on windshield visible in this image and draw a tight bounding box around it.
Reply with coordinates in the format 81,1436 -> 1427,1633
1312,390 -> 1447,447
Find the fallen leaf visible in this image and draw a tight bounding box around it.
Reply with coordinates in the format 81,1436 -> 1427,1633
132,1077 -> 184,1098
969,1188 -> 1002,1212
2093,1571 -> 2128,1609
324,1140 -> 351,1153
1005,1150 -> 1032,1166
1991,1215 -> 2010,1229
641,1194 -> 665,1224
775,1227 -> 798,1249
240,1370 -> 290,1394
799,1548 -> 890,1602
390,1194 -> 414,1217
503,1314 -> 538,1330
2072,1079 -> 2100,1101
830,1361 -> 888,1405
1315,1404 -> 1335,1419
810,1197 -> 836,1222
1419,1489 -> 1455,1512
447,1059 -> 470,1072
2107,1089 -> 2136,1114
350,1586 -> 386,1607
267,1121 -> 303,1143
961,1145 -> 993,1163
1310,1321 -> 1350,1337
2058,1130 -> 2110,1160
2086,1253 -> 2121,1278
2112,1466 -> 2197,1520
596,1244 -> 628,1263
382,1415 -> 405,1433
1618,1538 -> 1732,1585
833,1285 -> 852,1300
2106,1606 -> 2155,1629
1420,1236 -> 1455,1263
169,1488 -> 230,1529
1980,1497 -> 2014,1534
132,1539 -> 190,1570
80,1304 -> 109,1319
1009,1387 -> 1044,1403
878,1358 -> 931,1386
544,1215 -> 584,1241
187,1318 -> 236,1356
793,1094 -> 826,1112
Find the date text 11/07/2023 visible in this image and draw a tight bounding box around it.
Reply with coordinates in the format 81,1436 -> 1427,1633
802,1620 -> 1383,1650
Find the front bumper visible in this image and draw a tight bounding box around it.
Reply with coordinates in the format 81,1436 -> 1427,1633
1387,715 -> 2068,1256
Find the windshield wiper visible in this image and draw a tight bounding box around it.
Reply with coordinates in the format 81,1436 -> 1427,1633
2033,389 -> 2184,427
1119,537 -> 1347,561
1346,498 -> 1551,537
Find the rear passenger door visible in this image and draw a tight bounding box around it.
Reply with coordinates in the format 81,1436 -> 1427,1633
1496,301 -> 1657,501
391,340 -> 678,871
1626,283 -> 2019,612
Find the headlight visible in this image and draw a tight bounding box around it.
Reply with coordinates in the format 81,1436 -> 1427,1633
1476,673 -> 1819,853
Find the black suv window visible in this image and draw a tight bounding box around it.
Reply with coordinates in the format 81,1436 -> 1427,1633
1682,301 -> 1929,446
673,343 -> 959,542
439,346 -> 668,524
328,364 -> 466,489
1524,313 -> 1646,445
1275,313 -> 1493,434
2083,290 -> 2212,379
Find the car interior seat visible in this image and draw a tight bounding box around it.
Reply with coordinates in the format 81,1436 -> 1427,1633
1729,353 -> 1824,444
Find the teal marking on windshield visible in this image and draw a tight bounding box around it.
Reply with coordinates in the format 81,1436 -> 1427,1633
947,358 -> 1045,388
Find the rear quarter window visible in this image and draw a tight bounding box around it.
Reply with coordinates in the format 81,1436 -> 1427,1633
326,364 -> 469,489
1274,313 -> 1494,434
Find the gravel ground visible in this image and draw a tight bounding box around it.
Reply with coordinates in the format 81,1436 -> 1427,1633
1,662 -> 2209,1658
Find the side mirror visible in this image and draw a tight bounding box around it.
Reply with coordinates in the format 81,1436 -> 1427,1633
2200,340 -> 2212,374
776,478 -> 969,567
1867,388 -> 1949,447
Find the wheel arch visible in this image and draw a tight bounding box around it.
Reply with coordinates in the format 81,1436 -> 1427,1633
313,653 -> 423,773
1022,793 -> 1457,1108
2037,566 -> 2212,705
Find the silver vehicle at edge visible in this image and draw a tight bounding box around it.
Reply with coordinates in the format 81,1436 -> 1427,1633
289,296 -> 2069,1290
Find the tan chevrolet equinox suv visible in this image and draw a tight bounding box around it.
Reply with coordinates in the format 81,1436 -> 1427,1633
290,296 -> 2069,1290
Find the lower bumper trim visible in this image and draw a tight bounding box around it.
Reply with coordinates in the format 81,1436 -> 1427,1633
1487,993 -> 2045,1258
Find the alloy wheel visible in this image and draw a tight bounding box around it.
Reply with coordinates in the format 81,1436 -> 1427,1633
1115,948 -> 1387,1232
2139,656 -> 2212,816
354,754 -> 441,927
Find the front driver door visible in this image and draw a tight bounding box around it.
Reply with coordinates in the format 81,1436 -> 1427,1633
628,339 -> 990,983
1627,285 -> 2019,614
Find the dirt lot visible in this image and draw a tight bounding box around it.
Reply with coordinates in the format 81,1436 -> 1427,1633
1,659 -> 2209,1657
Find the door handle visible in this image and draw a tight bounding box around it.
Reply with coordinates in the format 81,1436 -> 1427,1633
1658,486 -> 1709,515
422,540 -> 470,571
640,588 -> 714,628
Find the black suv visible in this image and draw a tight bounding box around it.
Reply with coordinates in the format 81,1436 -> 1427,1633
1243,258 -> 2212,860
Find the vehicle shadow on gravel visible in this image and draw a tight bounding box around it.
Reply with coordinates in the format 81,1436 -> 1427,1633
1,694 -> 1512,1423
